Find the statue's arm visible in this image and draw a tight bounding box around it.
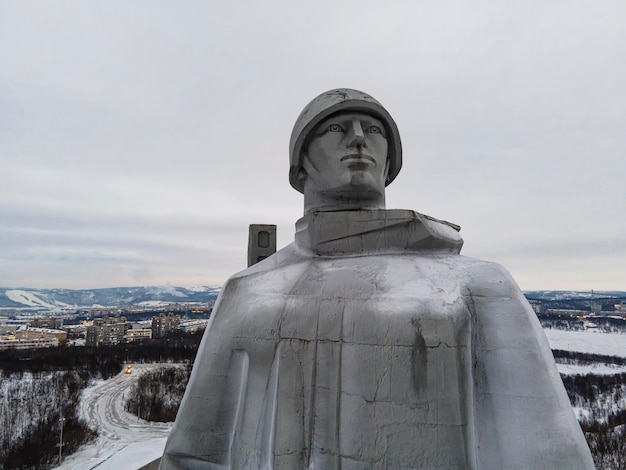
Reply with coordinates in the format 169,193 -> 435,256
160,281 -> 247,470
464,261 -> 594,469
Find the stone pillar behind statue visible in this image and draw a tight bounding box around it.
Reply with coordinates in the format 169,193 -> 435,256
247,224 -> 276,266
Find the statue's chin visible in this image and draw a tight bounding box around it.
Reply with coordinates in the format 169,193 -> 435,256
343,173 -> 385,197
349,171 -> 371,186
323,171 -> 383,193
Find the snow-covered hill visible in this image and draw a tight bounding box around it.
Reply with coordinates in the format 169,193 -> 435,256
0,286 -> 221,311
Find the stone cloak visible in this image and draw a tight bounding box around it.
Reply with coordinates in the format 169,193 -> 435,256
161,210 -> 593,469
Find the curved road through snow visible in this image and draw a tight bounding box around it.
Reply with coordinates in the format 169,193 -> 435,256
53,363 -> 176,470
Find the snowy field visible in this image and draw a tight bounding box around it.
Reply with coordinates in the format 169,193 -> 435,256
544,328 -> 626,358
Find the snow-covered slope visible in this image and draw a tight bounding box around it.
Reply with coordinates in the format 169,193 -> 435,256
0,286 -> 221,311
6,290 -> 62,309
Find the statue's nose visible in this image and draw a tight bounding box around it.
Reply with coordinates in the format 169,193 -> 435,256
346,120 -> 365,147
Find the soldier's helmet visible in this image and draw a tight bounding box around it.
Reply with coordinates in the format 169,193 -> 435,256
289,88 -> 402,193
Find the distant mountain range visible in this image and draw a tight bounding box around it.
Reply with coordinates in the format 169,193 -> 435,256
0,286 -> 221,312
1,287 -> 624,313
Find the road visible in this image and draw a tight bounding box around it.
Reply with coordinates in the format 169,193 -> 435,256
53,363 -> 175,470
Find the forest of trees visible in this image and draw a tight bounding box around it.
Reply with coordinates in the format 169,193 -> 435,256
555,349 -> 626,468
0,370 -> 98,469
125,365 -> 192,423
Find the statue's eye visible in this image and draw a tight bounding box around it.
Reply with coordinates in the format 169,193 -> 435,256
366,125 -> 382,134
327,124 -> 343,132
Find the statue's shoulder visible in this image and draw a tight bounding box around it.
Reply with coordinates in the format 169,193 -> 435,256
454,255 -> 522,298
226,242 -> 309,286
212,243 -> 311,315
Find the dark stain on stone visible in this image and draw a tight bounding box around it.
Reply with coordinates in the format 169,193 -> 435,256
410,317 -> 427,396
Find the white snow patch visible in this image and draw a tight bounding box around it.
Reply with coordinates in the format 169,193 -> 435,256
95,437 -> 166,470
572,406 -> 593,421
137,300 -> 173,307
556,363 -> 626,375
5,289 -> 71,308
54,438 -> 166,470
186,286 -> 210,292
6,290 -> 56,308
544,329 -> 626,358
147,286 -> 187,298
186,285 -> 221,293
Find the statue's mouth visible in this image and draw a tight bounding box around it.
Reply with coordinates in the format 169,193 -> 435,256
340,154 -> 376,165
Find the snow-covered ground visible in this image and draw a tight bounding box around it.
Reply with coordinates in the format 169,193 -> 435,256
544,329 -> 626,426
556,362 -> 626,375
544,328 -> 626,358
52,364 -> 174,470
543,328 -> 626,376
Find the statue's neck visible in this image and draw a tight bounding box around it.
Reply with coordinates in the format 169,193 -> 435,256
294,210 -> 464,256
303,189 -> 386,215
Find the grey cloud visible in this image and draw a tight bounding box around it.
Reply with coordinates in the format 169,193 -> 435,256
1,1 -> 624,289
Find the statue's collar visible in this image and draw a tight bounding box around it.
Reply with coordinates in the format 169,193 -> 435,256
294,209 -> 463,257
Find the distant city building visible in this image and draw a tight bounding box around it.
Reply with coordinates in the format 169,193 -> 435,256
546,309 -> 589,318
0,317 -> 31,332
15,326 -> 67,346
0,337 -> 59,350
85,316 -> 127,346
190,301 -> 215,313
29,317 -> 63,330
86,325 -> 104,347
151,314 -> 180,339
125,328 -> 152,342
179,319 -> 209,333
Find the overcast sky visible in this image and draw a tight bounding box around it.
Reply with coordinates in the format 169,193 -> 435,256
1,1 -> 624,291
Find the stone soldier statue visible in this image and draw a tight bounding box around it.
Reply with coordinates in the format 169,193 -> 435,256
161,89 -> 593,469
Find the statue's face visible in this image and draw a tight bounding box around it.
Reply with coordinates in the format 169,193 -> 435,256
303,112 -> 389,199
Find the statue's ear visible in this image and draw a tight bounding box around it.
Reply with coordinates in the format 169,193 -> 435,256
295,154 -> 310,188
301,151 -> 321,175
384,157 -> 391,180
296,168 -> 307,188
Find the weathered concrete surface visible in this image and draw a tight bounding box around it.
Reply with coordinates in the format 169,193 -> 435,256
161,211 -> 593,469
